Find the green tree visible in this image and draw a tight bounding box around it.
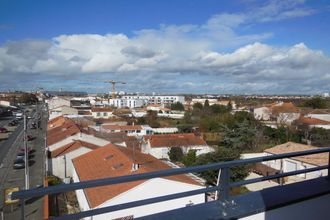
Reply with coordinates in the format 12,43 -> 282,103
193,102 -> 203,110
168,147 -> 184,162
309,127 -> 330,147
195,147 -> 249,184
204,99 -> 210,108
182,150 -> 197,166
18,93 -> 38,104
145,110 -> 160,128
170,102 -> 185,111
302,97 -> 327,109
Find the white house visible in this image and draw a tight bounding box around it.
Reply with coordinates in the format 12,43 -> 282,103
295,117 -> 330,130
91,107 -> 114,119
72,144 -> 205,220
101,124 -> 153,136
141,133 -> 214,160
306,109 -> 330,122
49,105 -> 79,120
254,106 -> 272,121
122,95 -> 185,106
263,142 -> 328,182
49,140 -> 105,180
46,96 -> 71,110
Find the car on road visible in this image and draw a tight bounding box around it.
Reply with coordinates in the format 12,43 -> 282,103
8,121 -> 17,126
27,135 -> 35,141
19,147 -> 34,154
13,163 -> 25,169
0,127 -> 7,133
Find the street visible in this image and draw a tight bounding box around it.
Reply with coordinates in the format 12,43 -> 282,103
0,105 -> 47,220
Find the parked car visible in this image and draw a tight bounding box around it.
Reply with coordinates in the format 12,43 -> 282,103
19,147 -> 34,154
13,163 -> 25,169
8,121 -> 17,126
14,158 -> 25,164
0,127 -> 7,133
27,135 -> 35,141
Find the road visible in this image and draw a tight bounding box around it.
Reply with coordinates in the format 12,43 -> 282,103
0,104 -> 47,220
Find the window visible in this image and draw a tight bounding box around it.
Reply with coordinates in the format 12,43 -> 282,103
103,112 -> 107,116
97,112 -> 101,116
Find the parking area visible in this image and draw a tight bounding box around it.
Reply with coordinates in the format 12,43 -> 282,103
0,105 -> 47,219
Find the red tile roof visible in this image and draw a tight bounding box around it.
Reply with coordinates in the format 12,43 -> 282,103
264,142 -> 329,166
50,140 -> 102,158
271,102 -> 300,114
72,144 -> 203,208
47,120 -> 81,146
91,107 -> 113,112
144,133 -> 207,148
297,117 -> 330,125
47,116 -> 66,129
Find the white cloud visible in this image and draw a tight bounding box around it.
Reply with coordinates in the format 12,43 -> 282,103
0,0 -> 327,94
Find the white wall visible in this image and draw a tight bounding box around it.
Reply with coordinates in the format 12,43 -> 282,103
263,153 -> 327,181
307,114 -> 330,122
91,111 -> 114,119
254,107 -> 271,121
72,168 -> 91,215
51,147 -> 92,179
48,133 -> 110,152
93,178 -> 204,220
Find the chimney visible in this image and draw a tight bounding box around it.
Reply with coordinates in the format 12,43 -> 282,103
131,163 -> 139,172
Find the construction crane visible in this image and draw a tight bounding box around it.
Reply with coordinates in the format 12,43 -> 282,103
104,80 -> 126,99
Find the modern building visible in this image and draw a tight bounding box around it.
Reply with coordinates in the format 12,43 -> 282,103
91,107 -> 114,119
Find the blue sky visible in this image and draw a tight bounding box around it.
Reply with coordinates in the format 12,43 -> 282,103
0,0 -> 330,94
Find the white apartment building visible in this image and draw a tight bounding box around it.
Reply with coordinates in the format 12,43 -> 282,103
122,95 -> 185,106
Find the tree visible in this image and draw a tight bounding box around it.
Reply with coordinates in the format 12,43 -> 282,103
193,102 -> 203,110
170,102 -> 185,111
182,150 -> 197,167
18,93 -> 38,104
168,147 -> 184,162
210,104 -> 229,114
195,147 -> 249,184
145,110 -> 160,128
301,97 -> 327,109
204,99 -> 210,108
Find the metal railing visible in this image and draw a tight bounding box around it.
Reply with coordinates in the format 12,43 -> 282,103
12,147 -> 330,220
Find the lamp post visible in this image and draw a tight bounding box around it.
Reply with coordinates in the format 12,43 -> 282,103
23,112 -> 29,190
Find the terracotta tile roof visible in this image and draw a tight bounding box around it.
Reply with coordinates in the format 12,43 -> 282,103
91,107 -> 113,112
47,116 -> 66,129
47,120 -> 81,146
264,142 -> 329,166
50,140 -> 101,158
144,133 -> 207,148
308,109 -> 329,114
297,117 -> 330,125
102,125 -> 142,131
72,144 -> 203,208
271,102 -> 300,114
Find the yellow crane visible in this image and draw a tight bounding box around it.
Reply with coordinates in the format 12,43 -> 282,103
104,80 -> 126,99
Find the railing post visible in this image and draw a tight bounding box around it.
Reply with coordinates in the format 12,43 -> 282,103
219,167 -> 230,202
20,199 -> 25,220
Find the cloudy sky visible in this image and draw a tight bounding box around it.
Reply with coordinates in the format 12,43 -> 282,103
0,0 -> 330,94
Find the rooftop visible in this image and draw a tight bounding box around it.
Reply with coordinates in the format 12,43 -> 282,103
144,133 -> 207,148
264,142 -> 329,166
72,144 -> 202,208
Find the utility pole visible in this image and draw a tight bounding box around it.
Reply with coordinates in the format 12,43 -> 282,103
23,112 -> 29,190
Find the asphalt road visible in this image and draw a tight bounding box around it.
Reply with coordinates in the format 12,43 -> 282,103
0,105 -> 47,220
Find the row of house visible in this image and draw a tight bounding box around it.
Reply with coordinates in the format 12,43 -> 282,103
46,116 -> 211,219
253,102 -> 330,129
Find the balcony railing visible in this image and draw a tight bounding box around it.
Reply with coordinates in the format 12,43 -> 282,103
12,147 -> 330,220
